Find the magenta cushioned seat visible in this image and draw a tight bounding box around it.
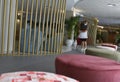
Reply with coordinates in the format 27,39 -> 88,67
55,54 -> 120,82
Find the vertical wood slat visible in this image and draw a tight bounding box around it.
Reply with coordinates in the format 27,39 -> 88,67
36,0 -> 43,55
0,0 -> 1,53
18,0 -> 24,55
48,0 -> 55,54
60,0 -> 65,53
32,0 -> 39,55
50,0 -> 57,54
56,0 -> 60,53
1,0 -> 6,55
53,0 -> 60,54
0,0 -> 66,56
23,0 -> 29,55
57,0 -> 63,53
47,0 -> 55,54
40,0 -> 47,55
58,0 -> 64,53
7,0 -> 12,55
13,0 -> 18,55
60,0 -> 66,54
44,0 -> 50,55
56,0 -> 63,53
28,0 -> 34,55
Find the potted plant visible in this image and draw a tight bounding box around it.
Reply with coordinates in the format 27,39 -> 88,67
65,16 -> 80,47
116,36 -> 120,46
73,22 -> 79,49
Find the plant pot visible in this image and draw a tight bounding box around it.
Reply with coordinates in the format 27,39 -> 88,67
66,39 -> 74,47
73,40 -> 77,49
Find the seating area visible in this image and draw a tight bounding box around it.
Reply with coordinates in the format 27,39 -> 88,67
84,43 -> 120,61
1,0 -> 120,82
55,54 -> 120,82
85,47 -> 120,62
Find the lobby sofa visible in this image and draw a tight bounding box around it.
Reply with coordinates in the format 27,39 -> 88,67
85,47 -> 120,62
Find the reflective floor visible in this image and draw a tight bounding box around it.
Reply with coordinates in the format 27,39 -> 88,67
0,48 -> 80,74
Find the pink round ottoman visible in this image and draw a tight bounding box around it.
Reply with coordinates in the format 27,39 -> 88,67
55,54 -> 120,82
0,71 -> 79,82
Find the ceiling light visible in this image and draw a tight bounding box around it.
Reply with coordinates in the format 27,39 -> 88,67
97,25 -> 104,29
107,3 -> 117,7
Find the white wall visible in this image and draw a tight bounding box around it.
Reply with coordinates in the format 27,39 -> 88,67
66,0 -> 79,10
65,10 -> 73,19
66,0 -> 74,10
66,0 -> 80,19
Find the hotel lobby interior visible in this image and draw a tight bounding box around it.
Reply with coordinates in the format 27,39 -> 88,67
0,0 -> 120,82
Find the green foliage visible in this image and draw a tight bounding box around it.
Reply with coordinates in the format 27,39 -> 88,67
74,24 -> 79,40
116,35 -> 120,43
65,16 -> 80,39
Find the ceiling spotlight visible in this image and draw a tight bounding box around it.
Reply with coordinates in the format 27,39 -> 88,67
107,3 -> 117,7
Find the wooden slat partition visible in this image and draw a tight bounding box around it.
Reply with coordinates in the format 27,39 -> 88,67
0,0 -> 66,56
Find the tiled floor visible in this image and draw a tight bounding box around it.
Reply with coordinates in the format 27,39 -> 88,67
0,46 -> 81,74
0,45 -> 118,74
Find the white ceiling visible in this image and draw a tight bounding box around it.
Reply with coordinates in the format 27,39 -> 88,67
73,0 -> 120,25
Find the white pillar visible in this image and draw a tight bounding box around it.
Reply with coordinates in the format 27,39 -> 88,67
0,0 -> 16,53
